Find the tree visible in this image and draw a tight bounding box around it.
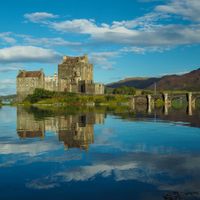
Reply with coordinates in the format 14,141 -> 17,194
113,88 -> 121,94
128,87 -> 136,95
121,85 -> 128,94
113,86 -> 136,95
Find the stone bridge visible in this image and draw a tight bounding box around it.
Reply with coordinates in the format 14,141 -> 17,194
131,92 -> 200,106
129,92 -> 200,116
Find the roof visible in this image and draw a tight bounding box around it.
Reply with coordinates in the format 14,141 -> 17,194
62,56 -> 85,64
17,71 -> 41,78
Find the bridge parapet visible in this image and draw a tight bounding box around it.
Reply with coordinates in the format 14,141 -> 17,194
129,92 -> 200,106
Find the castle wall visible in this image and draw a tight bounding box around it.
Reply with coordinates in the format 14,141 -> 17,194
84,81 -> 104,94
17,72 -> 45,102
58,63 -> 93,81
58,79 -> 71,92
45,76 -> 58,92
94,83 -> 104,94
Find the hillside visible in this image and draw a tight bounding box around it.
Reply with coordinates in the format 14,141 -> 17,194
0,94 -> 17,101
148,68 -> 200,91
106,68 -> 200,91
106,77 -> 161,89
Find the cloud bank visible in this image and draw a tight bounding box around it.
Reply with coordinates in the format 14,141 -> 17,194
0,46 -> 62,64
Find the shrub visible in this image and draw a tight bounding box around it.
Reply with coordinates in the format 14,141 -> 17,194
24,88 -> 54,103
106,95 -> 116,101
95,98 -> 103,103
113,88 -> 121,94
113,85 -> 136,95
141,90 -> 153,95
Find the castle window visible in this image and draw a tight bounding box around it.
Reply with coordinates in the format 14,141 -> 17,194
32,83 -> 34,86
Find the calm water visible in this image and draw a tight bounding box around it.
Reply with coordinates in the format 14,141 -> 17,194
1,104 -> 200,200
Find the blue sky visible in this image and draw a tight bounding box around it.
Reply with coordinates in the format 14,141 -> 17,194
0,0 -> 200,95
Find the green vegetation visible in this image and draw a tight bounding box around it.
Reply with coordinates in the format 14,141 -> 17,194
154,99 -> 164,107
23,105 -> 134,121
24,88 -> 55,103
21,88 -> 130,105
113,85 -> 136,95
0,94 -> 17,102
105,87 -> 114,94
141,90 -> 154,95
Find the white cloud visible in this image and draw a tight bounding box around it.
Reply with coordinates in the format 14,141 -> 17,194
138,0 -> 165,2
154,71 -> 190,77
120,46 -> 168,54
155,0 -> 200,22
0,32 -> 12,37
88,52 -> 118,70
88,52 -> 119,65
111,76 -> 132,80
1,37 -> 17,44
99,66 -> 115,70
48,17 -> 200,47
26,180 -> 59,190
21,1 -> 200,50
0,67 -> 19,74
0,78 -> 16,96
24,37 -> 81,47
0,46 -> 62,64
24,12 -> 59,23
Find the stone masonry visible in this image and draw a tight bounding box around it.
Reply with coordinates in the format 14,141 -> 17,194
16,54 -> 104,102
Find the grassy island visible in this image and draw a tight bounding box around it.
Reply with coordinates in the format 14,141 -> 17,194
20,88 -> 131,106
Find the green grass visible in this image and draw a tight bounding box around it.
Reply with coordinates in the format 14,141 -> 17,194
21,91 -> 130,106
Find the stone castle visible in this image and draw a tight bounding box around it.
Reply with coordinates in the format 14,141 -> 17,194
16,54 -> 104,102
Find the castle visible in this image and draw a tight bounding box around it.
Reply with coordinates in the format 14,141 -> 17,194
16,54 -> 104,102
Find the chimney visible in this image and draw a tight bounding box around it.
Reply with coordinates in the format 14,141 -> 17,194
84,54 -> 88,63
40,69 -> 43,73
63,56 -> 68,60
62,56 -> 68,64
18,70 -> 22,76
23,70 -> 26,77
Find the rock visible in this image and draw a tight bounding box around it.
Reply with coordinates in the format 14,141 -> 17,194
85,102 -> 95,106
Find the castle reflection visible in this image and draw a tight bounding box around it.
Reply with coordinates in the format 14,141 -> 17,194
17,103 -> 200,151
17,107 -> 105,152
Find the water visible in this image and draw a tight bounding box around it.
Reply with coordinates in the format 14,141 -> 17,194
0,104 -> 200,200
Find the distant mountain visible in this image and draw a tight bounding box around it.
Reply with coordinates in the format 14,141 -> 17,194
106,77 -> 161,89
0,94 -> 17,101
148,68 -> 200,91
106,68 -> 200,91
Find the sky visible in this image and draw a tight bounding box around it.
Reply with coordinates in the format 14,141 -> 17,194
0,0 -> 200,95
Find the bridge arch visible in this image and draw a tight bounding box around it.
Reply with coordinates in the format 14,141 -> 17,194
192,95 -> 200,104
167,93 -> 188,104
150,94 -> 164,104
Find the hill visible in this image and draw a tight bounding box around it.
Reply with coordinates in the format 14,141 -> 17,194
106,68 -> 200,91
0,94 -> 17,101
148,68 -> 200,91
106,77 -> 161,89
